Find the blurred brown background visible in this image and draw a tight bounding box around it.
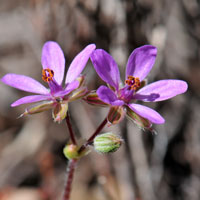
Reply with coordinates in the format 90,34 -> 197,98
0,0 -> 199,200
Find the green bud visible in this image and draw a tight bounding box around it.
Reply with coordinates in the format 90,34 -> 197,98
63,144 -> 80,160
63,143 -> 91,160
94,133 -> 123,153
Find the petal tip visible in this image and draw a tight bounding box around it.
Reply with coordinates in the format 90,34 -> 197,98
181,81 -> 188,93
156,117 -> 165,124
87,43 -> 96,50
11,102 -> 18,107
1,74 -> 11,84
43,41 -> 60,47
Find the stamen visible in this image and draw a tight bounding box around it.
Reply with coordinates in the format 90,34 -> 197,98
42,69 -> 54,82
125,75 -> 141,91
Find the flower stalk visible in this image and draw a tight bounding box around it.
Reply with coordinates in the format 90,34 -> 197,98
63,159 -> 77,200
66,112 -> 77,145
78,117 -> 108,154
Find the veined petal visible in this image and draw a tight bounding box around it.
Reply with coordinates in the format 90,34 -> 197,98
54,80 -> 79,97
97,86 -> 124,106
134,80 -> 188,102
41,41 -> 65,85
126,45 -> 157,81
91,49 -> 120,90
128,103 -> 165,124
11,94 -> 51,107
65,44 -> 96,83
1,74 -> 49,94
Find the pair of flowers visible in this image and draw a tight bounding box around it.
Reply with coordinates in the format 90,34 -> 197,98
1,42 -> 188,128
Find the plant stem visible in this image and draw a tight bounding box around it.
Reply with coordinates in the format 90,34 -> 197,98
63,159 -> 77,200
66,112 -> 77,145
78,117 -> 108,153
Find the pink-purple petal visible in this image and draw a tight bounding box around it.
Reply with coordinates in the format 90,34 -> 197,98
126,45 -> 157,81
128,103 -> 165,124
65,44 -> 96,83
97,86 -> 124,106
41,41 -> 65,85
11,94 -> 51,107
134,80 -> 188,102
91,49 -> 120,90
1,74 -> 49,94
54,80 -> 79,97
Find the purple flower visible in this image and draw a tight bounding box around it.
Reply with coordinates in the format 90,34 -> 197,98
90,45 -> 188,127
1,41 -> 96,122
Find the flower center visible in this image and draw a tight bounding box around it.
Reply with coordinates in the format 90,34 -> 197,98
125,75 -> 141,90
42,69 -> 54,82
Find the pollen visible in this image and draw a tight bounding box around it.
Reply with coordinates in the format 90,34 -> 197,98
125,75 -> 141,91
42,69 -> 54,82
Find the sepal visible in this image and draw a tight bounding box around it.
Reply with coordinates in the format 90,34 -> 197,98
94,132 -> 122,153
136,79 -> 147,92
19,100 -> 54,118
83,91 -> 109,106
52,102 -> 68,123
76,75 -> 85,88
126,106 -> 155,133
68,86 -> 89,102
107,106 -> 125,125
107,84 -> 116,92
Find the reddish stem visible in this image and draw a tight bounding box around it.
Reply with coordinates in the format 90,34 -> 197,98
66,113 -> 77,145
63,159 -> 77,200
78,117 -> 108,153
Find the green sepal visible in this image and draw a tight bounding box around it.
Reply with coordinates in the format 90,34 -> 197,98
107,84 -> 116,92
126,106 -> 154,132
83,91 -> 109,106
94,132 -> 122,153
68,86 -> 89,102
52,102 -> 68,123
19,100 -> 54,118
107,106 -> 125,125
76,75 -> 85,88
136,79 -> 147,92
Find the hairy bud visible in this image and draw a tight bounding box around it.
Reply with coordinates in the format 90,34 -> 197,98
94,132 -> 122,153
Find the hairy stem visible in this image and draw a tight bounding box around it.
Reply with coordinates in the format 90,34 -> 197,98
66,112 -> 77,145
78,117 -> 107,153
63,159 -> 77,200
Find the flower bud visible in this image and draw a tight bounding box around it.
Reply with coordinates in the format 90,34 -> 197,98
94,133 -> 122,153
63,144 -> 80,160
